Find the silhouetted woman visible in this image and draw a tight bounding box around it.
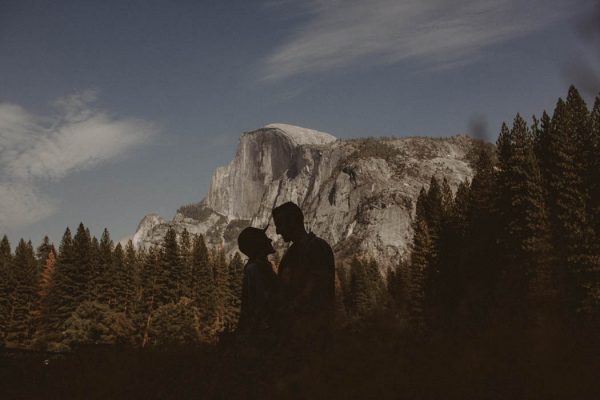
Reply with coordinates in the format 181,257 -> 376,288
237,227 -> 278,336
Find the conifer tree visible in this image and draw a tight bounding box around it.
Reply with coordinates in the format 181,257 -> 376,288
73,223 -> 92,303
87,236 -> 100,298
212,247 -> 229,333
31,250 -> 56,334
462,147 -> 499,324
147,297 -> 201,347
543,98 -> 593,313
497,115 -> 554,317
37,250 -> 56,304
386,259 -> 409,315
122,240 -> 138,317
140,246 -> 160,347
179,229 -> 193,299
589,96 -> 600,254
408,218 -> 430,330
224,253 -> 244,331
191,235 -> 217,339
422,177 -> 444,314
93,229 -> 114,305
156,228 -> 181,307
111,243 -> 127,311
39,228 -> 80,342
348,257 -> 370,317
36,236 -> 55,274
0,236 -> 12,341
5,239 -> 38,345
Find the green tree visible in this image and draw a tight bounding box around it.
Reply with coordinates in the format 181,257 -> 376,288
122,240 -> 138,317
192,235 -> 217,340
0,236 -> 12,341
212,247 -> 229,333
156,228 -> 181,307
62,301 -> 134,348
111,243 -> 127,311
38,227 -> 80,344
408,218 -> 431,330
36,236 -> 55,274
179,229 -> 193,299
5,239 -> 38,345
73,223 -> 92,303
140,246 -> 160,347
224,252 -> 244,331
93,229 -> 114,305
497,115 -> 554,319
147,297 -> 201,347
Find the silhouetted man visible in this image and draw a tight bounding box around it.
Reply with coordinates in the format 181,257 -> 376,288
272,202 -> 335,349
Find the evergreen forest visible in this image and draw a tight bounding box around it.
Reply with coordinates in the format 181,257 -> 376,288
1,86 -> 599,399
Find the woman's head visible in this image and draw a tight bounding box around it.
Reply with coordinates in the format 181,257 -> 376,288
238,227 -> 275,258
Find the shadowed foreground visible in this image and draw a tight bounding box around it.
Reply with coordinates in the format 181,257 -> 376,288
2,316 -> 599,400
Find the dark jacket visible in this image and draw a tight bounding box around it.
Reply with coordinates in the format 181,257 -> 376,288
277,232 -> 335,330
238,257 -> 278,333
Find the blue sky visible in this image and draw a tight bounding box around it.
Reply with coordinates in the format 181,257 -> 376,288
1,0 -> 599,247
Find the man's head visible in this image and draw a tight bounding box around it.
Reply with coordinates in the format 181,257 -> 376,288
238,227 -> 275,258
272,201 -> 305,243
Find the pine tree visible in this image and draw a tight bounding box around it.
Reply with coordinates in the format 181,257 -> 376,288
73,223 -> 92,303
212,247 -> 229,333
111,243 -> 127,311
122,240 -> 138,317
93,229 -> 114,305
179,229 -> 193,299
5,239 -> 38,345
191,235 -> 217,340
147,297 -> 201,347
386,258 -> 409,316
462,147 -> 499,325
156,228 -> 181,307
224,253 -> 244,331
140,246 -> 160,347
37,250 -> 56,303
423,177 -> 444,316
543,97 -> 593,314
590,96 -> 600,237
348,257 -> 370,317
62,301 -> 134,348
31,250 -> 56,335
0,236 -> 12,341
408,217 -> 431,330
36,236 -> 55,274
38,228 -> 80,343
497,114 -> 554,318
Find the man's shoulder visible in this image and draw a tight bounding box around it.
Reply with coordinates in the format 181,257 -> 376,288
304,233 -> 334,263
306,233 -> 332,251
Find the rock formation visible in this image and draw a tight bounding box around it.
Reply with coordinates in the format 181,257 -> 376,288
131,123 -> 476,272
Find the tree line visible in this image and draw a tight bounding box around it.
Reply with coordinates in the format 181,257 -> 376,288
385,85 -> 600,333
1,85 -> 598,352
0,226 -> 244,351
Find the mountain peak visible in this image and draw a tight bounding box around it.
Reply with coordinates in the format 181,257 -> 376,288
263,123 -> 336,146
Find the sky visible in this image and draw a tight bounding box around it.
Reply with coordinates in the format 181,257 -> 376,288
1,0 -> 599,248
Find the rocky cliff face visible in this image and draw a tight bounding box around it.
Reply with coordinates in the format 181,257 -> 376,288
131,123 -> 475,272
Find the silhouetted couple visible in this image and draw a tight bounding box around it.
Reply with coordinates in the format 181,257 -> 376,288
237,201 -> 335,353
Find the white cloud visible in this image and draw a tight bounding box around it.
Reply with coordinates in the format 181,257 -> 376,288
0,91 -> 158,228
262,0 -> 575,81
0,182 -> 57,228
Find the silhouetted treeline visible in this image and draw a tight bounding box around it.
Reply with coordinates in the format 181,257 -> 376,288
0,226 -> 244,351
386,85 -> 600,333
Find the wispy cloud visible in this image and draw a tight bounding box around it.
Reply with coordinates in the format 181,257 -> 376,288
0,91 -> 158,229
262,0 -> 574,81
